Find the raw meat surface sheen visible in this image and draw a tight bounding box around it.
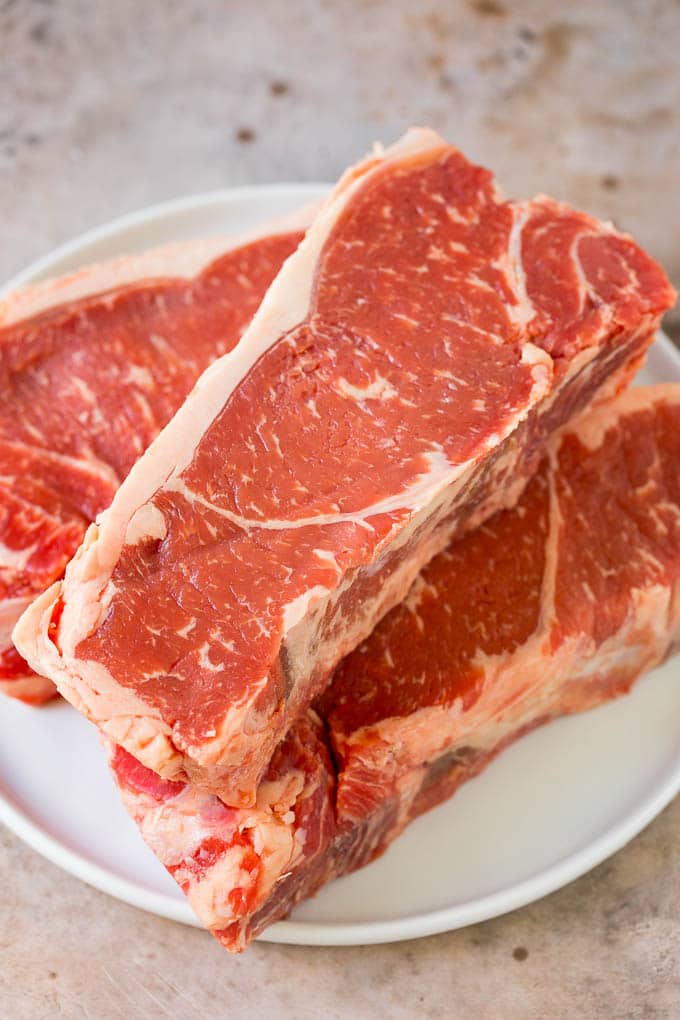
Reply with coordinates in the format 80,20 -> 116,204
0,226 -> 303,702
110,385 -> 680,952
15,129 -> 675,806
321,385 -> 680,823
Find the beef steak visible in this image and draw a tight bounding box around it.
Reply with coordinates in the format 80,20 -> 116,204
107,384 -> 680,952
16,129 -> 674,805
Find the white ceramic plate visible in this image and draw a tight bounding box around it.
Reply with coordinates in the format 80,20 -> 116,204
0,187 -> 678,948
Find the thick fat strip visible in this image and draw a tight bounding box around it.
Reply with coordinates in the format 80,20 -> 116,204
0,210 -> 309,703
108,384 -> 680,953
321,384 -> 680,823
16,128 -> 675,805
107,713 -> 336,951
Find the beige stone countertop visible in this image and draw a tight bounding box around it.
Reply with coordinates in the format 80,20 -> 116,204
1,1 -> 678,1016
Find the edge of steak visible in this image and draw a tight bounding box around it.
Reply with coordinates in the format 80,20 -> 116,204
0,208 -> 311,703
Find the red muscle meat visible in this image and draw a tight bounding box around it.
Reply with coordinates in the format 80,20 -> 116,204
321,384 -> 680,824
109,385 -> 680,952
0,220 -> 305,703
15,129 -> 674,806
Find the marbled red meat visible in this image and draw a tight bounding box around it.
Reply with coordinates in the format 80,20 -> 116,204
322,385 -> 680,824
109,385 -> 680,952
16,129 -> 674,806
0,221 -> 305,703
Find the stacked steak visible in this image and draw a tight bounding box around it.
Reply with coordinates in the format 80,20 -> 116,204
0,216 -> 307,703
8,128 -> 678,952
108,384 -> 680,951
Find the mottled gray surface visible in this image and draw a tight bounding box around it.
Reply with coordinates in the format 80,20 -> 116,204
1,1 -> 679,1017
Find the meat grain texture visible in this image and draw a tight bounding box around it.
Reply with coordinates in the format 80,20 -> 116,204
110,385 -> 680,952
14,128 -> 675,807
0,221 -> 305,702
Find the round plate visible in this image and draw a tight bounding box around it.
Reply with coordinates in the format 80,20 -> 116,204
0,187 -> 679,947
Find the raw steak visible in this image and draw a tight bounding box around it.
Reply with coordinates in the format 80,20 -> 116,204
321,383 -> 680,824
0,216 -> 306,703
106,383 -> 680,954
16,128 -> 674,806
108,384 -> 680,952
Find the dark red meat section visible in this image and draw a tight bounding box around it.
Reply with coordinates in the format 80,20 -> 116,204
77,148 -> 673,783
1,232 -> 301,699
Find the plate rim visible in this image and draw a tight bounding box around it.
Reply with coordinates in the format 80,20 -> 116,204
1,185 -> 678,947
1,720 -> 679,946
0,182 -> 331,294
